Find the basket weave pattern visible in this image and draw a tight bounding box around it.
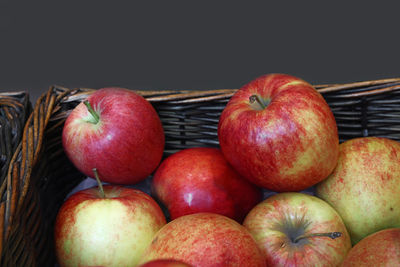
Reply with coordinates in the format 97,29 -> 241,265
0,91 -> 31,261
2,78 -> 400,266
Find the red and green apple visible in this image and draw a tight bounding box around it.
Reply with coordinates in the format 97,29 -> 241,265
218,73 -> 339,192
341,228 -> 400,266
62,87 -> 165,184
55,180 -> 167,267
243,192 -> 351,267
316,137 -> 400,244
139,213 -> 266,267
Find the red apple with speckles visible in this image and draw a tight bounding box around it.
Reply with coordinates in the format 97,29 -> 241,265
341,228 -> 400,267
54,184 -> 167,267
138,259 -> 193,267
316,137 -> 400,244
138,213 -> 266,267
218,73 -> 339,192
151,147 -> 262,222
62,87 -> 165,184
243,192 -> 352,267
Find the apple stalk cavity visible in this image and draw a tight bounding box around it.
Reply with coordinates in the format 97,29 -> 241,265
249,94 -> 270,110
84,100 -> 100,124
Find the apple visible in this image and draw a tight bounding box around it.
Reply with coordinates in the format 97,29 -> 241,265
316,137 -> 400,244
218,73 -> 339,192
55,173 -> 167,267
139,213 -> 266,267
243,192 -> 351,267
151,147 -> 262,222
62,87 -> 165,184
138,259 -> 193,267
341,228 -> 400,266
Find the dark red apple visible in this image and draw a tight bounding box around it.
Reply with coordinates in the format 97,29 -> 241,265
151,147 -> 262,222
62,87 -> 165,184
138,213 -> 266,267
218,73 -> 339,192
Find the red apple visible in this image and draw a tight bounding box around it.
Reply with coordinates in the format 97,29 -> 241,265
138,213 -> 266,267
151,147 -> 262,222
218,73 -> 339,192
138,259 -> 193,267
62,87 -> 165,184
341,228 -> 400,266
55,182 -> 167,267
243,192 -> 352,267
316,137 -> 400,244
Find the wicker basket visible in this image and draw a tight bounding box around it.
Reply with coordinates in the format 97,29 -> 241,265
2,78 -> 400,266
0,91 -> 32,262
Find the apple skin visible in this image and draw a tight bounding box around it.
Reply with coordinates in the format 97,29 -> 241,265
54,185 -> 167,267
243,192 -> 352,267
138,259 -> 193,267
341,228 -> 400,267
151,147 -> 262,222
62,87 -> 165,184
218,73 -> 339,192
138,213 -> 266,267
316,137 -> 400,244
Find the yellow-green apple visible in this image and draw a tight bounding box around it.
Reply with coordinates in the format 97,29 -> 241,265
218,73 -> 339,192
62,87 -> 165,184
54,181 -> 167,267
138,259 -> 193,267
139,213 -> 266,267
243,192 -> 351,267
316,137 -> 400,244
151,147 -> 262,222
341,228 -> 400,267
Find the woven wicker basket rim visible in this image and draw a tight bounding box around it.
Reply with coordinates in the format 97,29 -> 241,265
57,77 -> 400,105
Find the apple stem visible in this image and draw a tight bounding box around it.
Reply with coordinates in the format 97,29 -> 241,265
249,94 -> 267,109
293,232 -> 342,243
93,168 -> 105,198
84,100 -> 100,124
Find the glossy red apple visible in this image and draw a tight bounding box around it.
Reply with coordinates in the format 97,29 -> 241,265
138,213 -> 266,267
316,137 -> 400,244
151,147 -> 262,222
218,73 -> 339,192
243,192 -> 352,267
341,228 -> 400,266
55,180 -> 167,267
62,87 -> 165,184
138,259 -> 193,267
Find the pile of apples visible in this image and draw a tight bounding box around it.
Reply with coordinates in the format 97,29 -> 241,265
56,74 -> 400,267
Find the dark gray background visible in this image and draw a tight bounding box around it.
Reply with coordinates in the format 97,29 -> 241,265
1,1 -> 399,104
